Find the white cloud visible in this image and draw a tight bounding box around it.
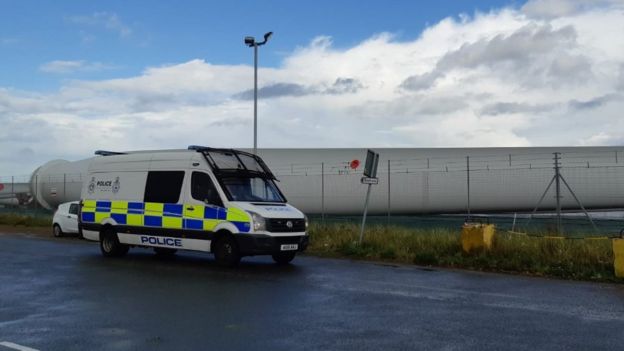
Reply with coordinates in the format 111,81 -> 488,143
2,1 -> 624,175
39,60 -> 116,74
67,12 -> 132,37
522,0 -> 624,18
580,132 -> 623,146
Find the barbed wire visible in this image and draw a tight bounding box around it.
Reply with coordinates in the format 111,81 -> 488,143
2,149 -> 624,180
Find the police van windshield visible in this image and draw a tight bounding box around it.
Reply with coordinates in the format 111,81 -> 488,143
220,177 -> 285,203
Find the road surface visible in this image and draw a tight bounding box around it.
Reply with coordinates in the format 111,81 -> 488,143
1,232 -> 624,350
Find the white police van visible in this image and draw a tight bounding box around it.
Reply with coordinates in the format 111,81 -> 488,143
79,146 -> 308,266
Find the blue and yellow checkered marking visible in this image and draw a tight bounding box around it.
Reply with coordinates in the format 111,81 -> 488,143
81,200 -> 250,233
128,202 -> 144,214
184,219 -> 204,230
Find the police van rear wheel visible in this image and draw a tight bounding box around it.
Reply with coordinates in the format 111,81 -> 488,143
272,252 -> 296,265
100,229 -> 129,257
213,235 -> 240,267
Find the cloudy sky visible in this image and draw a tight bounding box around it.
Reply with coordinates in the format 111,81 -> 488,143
1,0 -> 624,176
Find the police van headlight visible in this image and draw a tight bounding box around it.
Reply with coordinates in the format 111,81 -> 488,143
304,214 -> 309,230
249,211 -> 266,232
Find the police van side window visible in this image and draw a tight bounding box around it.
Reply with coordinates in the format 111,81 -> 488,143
191,172 -> 223,207
144,171 -> 185,203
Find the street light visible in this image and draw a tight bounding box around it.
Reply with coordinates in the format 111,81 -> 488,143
244,31 -> 273,155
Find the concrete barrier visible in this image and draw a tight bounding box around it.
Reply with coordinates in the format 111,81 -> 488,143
613,238 -> 624,278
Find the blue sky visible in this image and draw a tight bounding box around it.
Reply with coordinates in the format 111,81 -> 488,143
1,0 -> 624,175
1,0 -> 519,90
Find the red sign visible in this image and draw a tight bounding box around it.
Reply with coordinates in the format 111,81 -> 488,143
0,183 -> 4,191
350,159 -> 360,170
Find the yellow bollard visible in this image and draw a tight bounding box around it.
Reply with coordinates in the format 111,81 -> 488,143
461,223 -> 496,253
613,238 -> 624,278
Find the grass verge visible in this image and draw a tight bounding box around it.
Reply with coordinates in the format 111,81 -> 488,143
0,214 -> 617,282
0,213 -> 52,227
307,222 -> 618,282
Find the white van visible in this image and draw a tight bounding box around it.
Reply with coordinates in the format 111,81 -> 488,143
79,146 -> 308,266
52,201 -> 80,237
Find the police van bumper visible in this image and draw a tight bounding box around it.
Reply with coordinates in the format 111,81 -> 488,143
236,233 -> 309,256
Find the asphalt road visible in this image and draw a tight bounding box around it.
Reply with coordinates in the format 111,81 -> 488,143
1,233 -> 624,351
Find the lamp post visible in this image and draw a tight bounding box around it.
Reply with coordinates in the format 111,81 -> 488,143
244,31 -> 273,155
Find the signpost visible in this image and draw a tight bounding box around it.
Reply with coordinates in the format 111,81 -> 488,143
360,177 -> 379,185
358,149 -> 379,244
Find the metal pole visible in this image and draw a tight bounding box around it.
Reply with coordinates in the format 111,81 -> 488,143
321,162 -> 325,222
527,175 -> 556,227
358,184 -> 373,244
554,152 -> 562,235
253,44 -> 258,155
63,173 -> 66,199
466,156 -> 471,220
34,174 -> 38,211
11,175 -> 14,194
511,212 -> 517,232
509,154 -> 512,167
560,176 -> 598,232
387,159 -> 391,221
616,151 -> 619,164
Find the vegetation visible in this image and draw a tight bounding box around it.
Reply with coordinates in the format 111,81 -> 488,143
0,212 -> 617,282
0,213 -> 52,227
307,222 -> 617,282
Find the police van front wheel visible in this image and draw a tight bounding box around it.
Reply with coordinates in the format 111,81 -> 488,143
213,235 -> 240,267
100,229 -> 129,257
272,252 -> 296,265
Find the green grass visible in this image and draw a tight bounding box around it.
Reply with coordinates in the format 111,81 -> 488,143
0,213 -> 616,282
307,222 -> 617,282
0,213 -> 52,227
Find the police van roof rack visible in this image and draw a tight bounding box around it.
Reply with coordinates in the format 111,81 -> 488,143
188,145 -> 251,157
188,145 -> 232,152
94,150 -> 127,156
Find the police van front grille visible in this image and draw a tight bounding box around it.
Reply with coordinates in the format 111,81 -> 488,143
266,218 -> 306,232
275,236 -> 304,245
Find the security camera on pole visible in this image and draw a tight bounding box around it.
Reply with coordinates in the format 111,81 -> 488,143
358,149 -> 380,244
244,31 -> 273,155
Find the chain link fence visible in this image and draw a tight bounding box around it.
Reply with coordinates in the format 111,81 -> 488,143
1,150 -> 623,236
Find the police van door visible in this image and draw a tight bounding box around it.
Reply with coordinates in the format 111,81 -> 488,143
183,171 -> 226,238
138,170 -> 186,249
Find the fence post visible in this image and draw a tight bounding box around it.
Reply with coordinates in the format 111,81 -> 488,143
11,175 -> 14,194
34,174 -> 38,211
321,162 -> 325,222
554,152 -> 562,235
387,159 -> 391,222
466,156 -> 471,220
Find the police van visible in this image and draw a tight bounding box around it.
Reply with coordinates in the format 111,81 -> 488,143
79,146 -> 308,266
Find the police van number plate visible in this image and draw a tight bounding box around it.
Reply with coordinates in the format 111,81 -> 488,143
280,244 -> 298,251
